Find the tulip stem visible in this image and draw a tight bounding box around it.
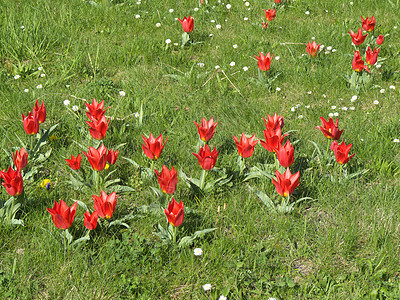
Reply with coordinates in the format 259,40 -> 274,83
325,140 -> 331,164
150,160 -> 155,178
8,196 -> 15,221
199,169 -> 207,190
239,157 -> 245,179
173,226 -> 177,244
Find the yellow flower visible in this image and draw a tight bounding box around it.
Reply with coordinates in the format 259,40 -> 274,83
40,179 -> 51,190
104,163 -> 110,170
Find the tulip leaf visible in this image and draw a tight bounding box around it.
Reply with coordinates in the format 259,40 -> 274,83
70,234 -> 90,247
178,228 -> 216,248
251,187 -> 275,211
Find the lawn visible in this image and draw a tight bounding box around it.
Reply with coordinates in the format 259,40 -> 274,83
1,0 -> 400,299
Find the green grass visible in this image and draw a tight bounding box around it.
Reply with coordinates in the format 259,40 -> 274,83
1,0 -> 400,298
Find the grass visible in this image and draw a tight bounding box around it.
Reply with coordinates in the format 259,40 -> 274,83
1,0 -> 400,298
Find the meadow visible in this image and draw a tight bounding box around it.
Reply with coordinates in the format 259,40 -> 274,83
0,0 -> 400,299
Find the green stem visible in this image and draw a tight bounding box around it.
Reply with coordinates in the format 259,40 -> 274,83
173,226 -> 177,244
274,153 -> 280,170
199,169 -> 207,190
150,160 -> 155,176
8,196 -> 15,221
325,139 -> 331,164
239,156 -> 245,178
63,230 -> 67,261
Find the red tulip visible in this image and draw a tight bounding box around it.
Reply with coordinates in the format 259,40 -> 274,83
232,133 -> 258,158
46,199 -> 77,230
13,148 -> 28,171
0,166 -> 23,196
376,34 -> 384,45
330,141 -> 355,165
194,118 -> 218,142
178,16 -> 194,33
192,144 -> 219,170
315,117 -> 343,140
255,52 -> 273,71
65,154 -> 82,170
83,144 -> 108,171
107,148 -> 119,165
261,22 -> 269,29
263,113 -> 284,131
93,190 -> 118,219
33,100 -> 46,124
263,9 -> 276,21
276,140 -> 294,168
21,112 -> 39,135
84,211 -> 98,230
348,27 -> 367,46
260,127 -> 288,153
365,46 -> 379,65
142,134 -> 167,160
155,165 -> 177,194
275,0 -> 281,3
361,15 -> 375,32
85,98 -> 109,121
164,197 -> 184,227
272,168 -> 300,197
86,115 -> 110,140
352,51 -> 370,73
306,41 -> 321,58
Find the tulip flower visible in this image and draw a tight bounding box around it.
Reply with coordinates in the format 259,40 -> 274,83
93,190 -> 118,219
260,127 -> 288,153
306,41 -> 321,58
164,197 -> 184,227
192,144 -> 219,170
13,148 -> 28,171
255,52 -> 273,71
142,134 -> 167,160
263,113 -> 284,131
272,168 -> 300,197
178,16 -> 194,33
232,133 -> 259,158
348,28 -> 367,46
365,46 -> 379,65
21,112 -> 39,135
194,118 -> 218,142
86,115 -> 110,140
46,200 -> 77,230
376,34 -> 384,45
107,149 -> 119,165
352,51 -> 370,73
261,22 -> 269,29
0,166 -> 23,196
263,9 -> 276,21
33,100 -> 46,124
276,140 -> 294,168
84,211 -> 98,230
315,117 -> 343,140
155,165 -> 177,194
85,98 -> 109,121
330,141 -> 355,165
361,15 -> 375,32
65,154 -> 82,170
83,144 -> 108,171
275,0 -> 281,3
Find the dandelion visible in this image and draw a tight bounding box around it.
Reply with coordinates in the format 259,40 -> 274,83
63,100 -> 70,106
135,14 -> 140,19
380,89 -> 385,94
72,105 -> 79,112
36,84 -> 43,89
229,61 -> 235,67
226,4 -> 231,9
390,85 -> 396,90
373,100 -> 379,105
243,66 -> 249,71
119,91 -> 126,96
24,89 -> 29,93
203,284 -> 212,291
393,139 -> 400,143
233,44 -> 238,49
276,87 -> 281,91
165,39 -> 171,44
351,95 -> 357,102
14,75 -> 20,80
40,179 -> 51,190
194,248 -> 203,256
134,112 -> 140,118
305,11 -> 310,15
169,9 -> 174,13
216,24 -> 221,29
156,23 -> 161,27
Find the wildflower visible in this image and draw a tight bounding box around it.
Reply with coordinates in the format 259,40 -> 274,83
272,168 -> 300,197
194,117 -> 218,142
84,211 -> 98,230
164,198 -> 184,227
40,179 -> 51,190
93,190 -> 118,219
33,100 -> 46,124
203,284 -> 212,291
178,16 -> 194,33
348,28 -> 367,46
361,15 -> 375,32
63,100 -> 70,106
194,248 -> 203,256
13,148 -> 28,170
192,144 -> 219,170
351,95 -> 357,102
21,112 -> 39,135
72,105 -> 79,112
47,200 -> 77,229
119,91 -> 126,96
0,167 -> 24,196
14,75 -> 20,80
263,9 -> 276,21
315,117 -> 343,140
330,141 -> 355,164
142,134 -> 167,160
65,154 -> 82,170
232,133 -> 258,158
155,166 -> 178,194
376,35 -> 384,45
255,52 -> 273,71
352,51 -> 370,73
